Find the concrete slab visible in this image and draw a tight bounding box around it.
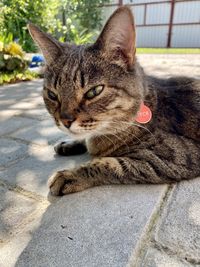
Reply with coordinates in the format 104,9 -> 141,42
154,178 -> 200,264
12,185 -> 167,267
137,54 -> 200,79
0,200 -> 48,267
0,79 -> 43,102
0,184 -> 38,242
141,247 -> 192,267
0,79 -> 44,122
0,145 -> 90,197
9,119 -> 65,146
1,56 -> 200,267
0,110 -> 22,122
0,138 -> 28,168
0,117 -> 35,136
19,108 -> 51,121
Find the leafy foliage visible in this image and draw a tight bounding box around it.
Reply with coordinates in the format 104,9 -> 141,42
0,0 -> 109,51
0,69 -> 39,85
1,0 -> 59,51
58,0 -> 109,43
0,39 -> 39,85
0,39 -> 28,71
4,42 -> 24,57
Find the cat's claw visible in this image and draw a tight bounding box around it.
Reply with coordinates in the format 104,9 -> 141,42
48,170 -> 89,196
48,171 -> 66,196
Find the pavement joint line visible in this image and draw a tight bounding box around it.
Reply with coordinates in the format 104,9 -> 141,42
0,129 -> 25,138
0,152 -> 31,170
0,136 -> 48,169
0,179 -> 50,204
153,240 -> 200,266
4,135 -> 51,147
13,114 -> 47,121
6,133 -> 65,147
149,183 -> 200,266
144,243 -> 195,267
0,204 -> 48,248
128,184 -> 173,267
0,117 -> 39,137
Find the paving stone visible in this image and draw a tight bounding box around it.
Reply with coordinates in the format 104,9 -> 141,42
0,138 -> 28,168
1,58 -> 200,267
0,145 -> 90,196
0,79 -> 43,102
138,54 -> 200,79
0,110 -> 22,122
9,119 -> 65,146
11,185 -> 167,267
154,178 -> 200,264
0,117 -> 35,136
0,184 -> 38,242
0,97 -> 43,111
4,100 -> 41,110
0,79 -> 44,122
141,247 -> 192,267
0,197 -> 47,267
20,108 -> 51,121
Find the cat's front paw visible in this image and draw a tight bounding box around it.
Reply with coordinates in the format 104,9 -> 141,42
54,141 -> 87,156
48,170 -> 90,196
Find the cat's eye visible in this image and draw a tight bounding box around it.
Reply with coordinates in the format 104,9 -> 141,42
85,85 -> 104,100
47,89 -> 57,101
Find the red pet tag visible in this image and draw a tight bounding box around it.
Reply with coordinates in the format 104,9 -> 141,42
135,102 -> 152,124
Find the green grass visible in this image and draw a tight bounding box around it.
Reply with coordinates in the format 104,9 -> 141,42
137,48 -> 200,54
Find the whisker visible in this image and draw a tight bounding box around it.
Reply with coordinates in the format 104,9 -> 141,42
110,132 -> 131,154
101,134 -> 117,151
100,120 -> 156,143
102,123 -> 146,151
110,124 -> 144,146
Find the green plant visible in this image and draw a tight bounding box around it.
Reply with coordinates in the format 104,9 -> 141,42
0,40 -> 28,72
58,0 -> 109,43
1,0 -> 60,52
0,39 -> 36,85
0,0 -> 109,52
0,69 -> 39,85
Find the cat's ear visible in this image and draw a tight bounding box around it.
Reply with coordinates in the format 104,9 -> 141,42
95,6 -> 136,68
28,23 -> 63,65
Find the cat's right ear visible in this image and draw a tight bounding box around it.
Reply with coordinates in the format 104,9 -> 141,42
28,23 -> 63,65
94,6 -> 136,69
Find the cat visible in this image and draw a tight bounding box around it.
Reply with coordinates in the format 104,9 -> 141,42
28,6 -> 200,196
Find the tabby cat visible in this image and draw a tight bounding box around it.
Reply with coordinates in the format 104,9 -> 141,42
28,6 -> 200,196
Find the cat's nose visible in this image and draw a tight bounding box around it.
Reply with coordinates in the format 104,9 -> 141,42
60,112 -> 75,129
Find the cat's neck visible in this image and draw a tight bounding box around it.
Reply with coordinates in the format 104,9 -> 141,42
86,64 -> 158,157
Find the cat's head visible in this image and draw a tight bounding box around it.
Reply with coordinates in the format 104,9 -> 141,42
28,6 -> 145,140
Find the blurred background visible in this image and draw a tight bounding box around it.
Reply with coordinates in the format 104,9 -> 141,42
103,0 -> 200,48
0,0 -> 199,85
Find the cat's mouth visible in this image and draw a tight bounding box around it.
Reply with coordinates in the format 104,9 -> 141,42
56,116 -> 135,140
57,120 -> 100,140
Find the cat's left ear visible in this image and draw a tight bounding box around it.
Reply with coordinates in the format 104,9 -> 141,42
28,23 -> 63,65
94,6 -> 136,68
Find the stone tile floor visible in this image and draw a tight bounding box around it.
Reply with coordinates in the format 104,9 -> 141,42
0,54 -> 200,267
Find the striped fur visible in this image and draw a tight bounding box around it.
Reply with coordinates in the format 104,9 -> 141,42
28,7 -> 200,196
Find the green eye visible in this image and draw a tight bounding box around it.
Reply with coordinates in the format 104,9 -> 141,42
85,85 -> 104,99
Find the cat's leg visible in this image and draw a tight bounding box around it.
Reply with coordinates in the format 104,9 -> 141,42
54,140 -> 87,156
48,156 -> 174,196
